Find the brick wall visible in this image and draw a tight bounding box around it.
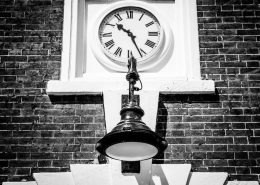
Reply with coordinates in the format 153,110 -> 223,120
0,0 -> 259,183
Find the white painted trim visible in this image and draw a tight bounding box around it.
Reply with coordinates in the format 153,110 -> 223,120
46,79 -> 215,95
59,0 -> 205,81
103,90 -> 123,133
2,182 -> 37,185
61,0 -> 86,80
60,0 -> 72,81
179,0 -> 201,80
69,163 -> 192,185
227,181 -> 260,185
69,0 -> 79,80
139,91 -> 159,131
33,172 -> 76,185
110,159 -> 153,185
188,172 -> 228,185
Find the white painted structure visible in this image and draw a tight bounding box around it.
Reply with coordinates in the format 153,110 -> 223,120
3,165 -> 258,185
46,0 -> 215,155
2,182 -> 37,185
46,0 -> 214,95
46,0 -> 215,173
46,0 -> 215,138
6,169 -> 259,185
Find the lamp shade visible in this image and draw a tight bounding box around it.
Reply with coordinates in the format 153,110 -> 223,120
96,104 -> 168,161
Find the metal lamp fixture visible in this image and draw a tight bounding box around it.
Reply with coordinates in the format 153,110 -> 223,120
96,53 -> 168,161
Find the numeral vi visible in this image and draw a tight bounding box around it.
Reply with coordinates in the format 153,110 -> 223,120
114,47 -> 122,56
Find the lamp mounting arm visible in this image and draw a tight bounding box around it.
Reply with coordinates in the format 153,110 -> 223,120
126,52 -> 140,104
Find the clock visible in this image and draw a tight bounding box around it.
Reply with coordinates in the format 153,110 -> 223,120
91,1 -> 173,72
99,6 -> 162,66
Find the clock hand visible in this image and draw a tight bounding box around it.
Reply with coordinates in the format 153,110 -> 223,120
117,24 -> 130,34
116,24 -> 143,57
130,36 -> 142,57
117,24 -> 133,38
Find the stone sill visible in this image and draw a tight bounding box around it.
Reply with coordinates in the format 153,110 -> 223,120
46,79 -> 215,95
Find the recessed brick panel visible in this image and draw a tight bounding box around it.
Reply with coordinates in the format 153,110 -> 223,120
0,0 -> 259,183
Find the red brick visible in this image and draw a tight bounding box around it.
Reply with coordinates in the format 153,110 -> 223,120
204,159 -> 228,166
206,137 -> 233,144
208,167 -> 236,173
228,160 -> 256,166
207,152 -> 234,159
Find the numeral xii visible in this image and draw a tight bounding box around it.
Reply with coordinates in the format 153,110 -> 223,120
126,10 -> 133,19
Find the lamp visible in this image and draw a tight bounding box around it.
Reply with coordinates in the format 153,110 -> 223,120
96,53 -> 168,161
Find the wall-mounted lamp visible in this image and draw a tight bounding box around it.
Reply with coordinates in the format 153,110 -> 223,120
96,53 -> 168,161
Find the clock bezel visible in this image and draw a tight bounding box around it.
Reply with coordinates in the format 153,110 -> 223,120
91,1 -> 173,72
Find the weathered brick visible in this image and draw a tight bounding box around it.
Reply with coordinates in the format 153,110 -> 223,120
206,137 -> 233,144
229,174 -> 258,181
207,152 -> 234,159
9,161 -> 37,167
73,152 -> 95,159
214,145 -> 227,151
204,159 -> 228,166
251,167 -> 260,174
228,160 -> 256,166
228,144 -> 256,151
186,145 -> 213,152
208,166 -> 236,173
167,138 -> 191,144
185,130 -> 212,136
16,168 -> 31,175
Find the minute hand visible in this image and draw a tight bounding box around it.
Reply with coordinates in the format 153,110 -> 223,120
130,35 -> 142,57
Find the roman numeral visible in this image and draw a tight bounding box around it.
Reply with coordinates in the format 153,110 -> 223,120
105,39 -> 115,49
148,32 -> 159,36
126,10 -> 133,19
114,13 -> 122,21
140,48 -> 146,55
145,21 -> 154,27
114,47 -> 122,56
139,13 -> 144,21
102,32 -> 112,37
145,40 -> 155,48
105,23 -> 115,27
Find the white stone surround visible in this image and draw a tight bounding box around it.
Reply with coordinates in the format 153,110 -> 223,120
46,0 -> 215,95
3,165 -> 259,185
3,164 -> 258,185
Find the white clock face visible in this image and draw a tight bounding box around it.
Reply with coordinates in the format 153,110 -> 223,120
98,6 -> 162,66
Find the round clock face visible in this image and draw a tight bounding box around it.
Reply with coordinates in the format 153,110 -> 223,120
98,6 -> 162,66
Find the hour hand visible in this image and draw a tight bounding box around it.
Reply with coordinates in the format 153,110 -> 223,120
116,24 -> 133,37
116,24 -> 123,31
117,24 -> 128,33
116,24 -> 142,57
